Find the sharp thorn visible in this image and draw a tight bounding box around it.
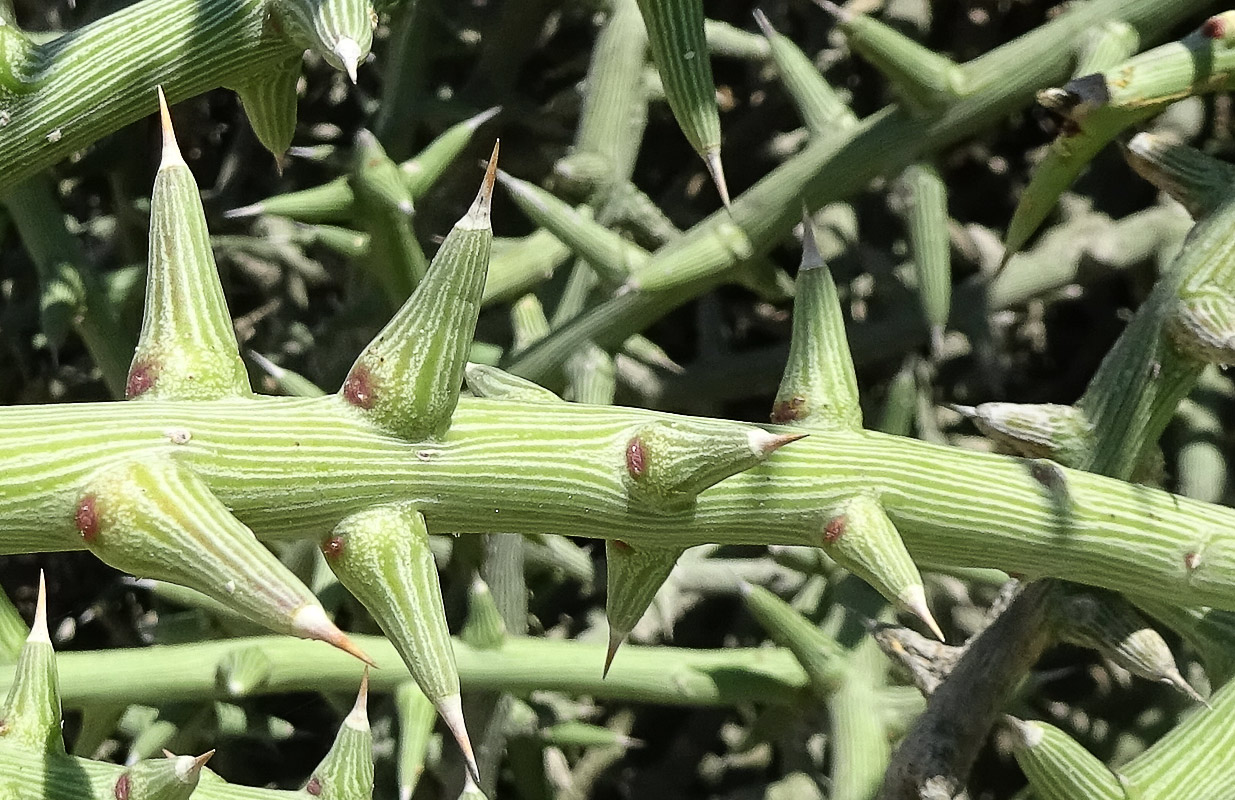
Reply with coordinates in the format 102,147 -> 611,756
155,86 -> 185,169
703,148 -> 731,209
248,350 -> 287,379
811,0 -> 851,22
224,203 -> 264,220
467,106 -> 503,130
334,38 -> 362,84
466,140 -> 500,226
899,584 -> 946,642
748,429 -> 809,457
161,749 -> 176,759
191,750 -> 215,772
603,627 -> 626,678
346,669 -> 371,730
436,693 -> 480,784
30,570 -> 49,644
291,605 -> 377,666
1163,669 -> 1210,708
800,211 -> 824,271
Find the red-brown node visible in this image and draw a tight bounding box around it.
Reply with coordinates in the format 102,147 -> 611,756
125,363 -> 158,398
612,539 -> 634,553
823,515 -> 846,544
1203,15 -> 1227,39
114,773 -> 130,800
322,535 -> 346,560
305,777 -> 322,796
625,437 -> 646,478
76,495 -> 100,543
342,366 -> 376,409
770,396 -> 806,423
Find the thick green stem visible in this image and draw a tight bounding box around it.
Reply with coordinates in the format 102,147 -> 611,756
2,397 -> 1235,612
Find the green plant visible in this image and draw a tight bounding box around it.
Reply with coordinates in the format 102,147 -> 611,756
3,0 -> 1235,798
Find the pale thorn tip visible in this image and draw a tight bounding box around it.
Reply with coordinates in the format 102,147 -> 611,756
248,350 -> 288,380
161,749 -> 176,759
703,148 -> 731,209
748,429 -> 809,457
223,202 -> 264,219
467,105 -> 502,130
603,626 -> 627,679
399,786 -> 413,800
291,604 -> 377,666
1163,669 -> 1210,708
752,8 -> 774,37
334,37 -> 362,84
736,579 -> 753,597
948,403 -> 978,418
273,152 -> 287,177
1000,715 -> 1041,748
30,570 -> 50,644
398,199 -> 415,216
174,750 -> 214,781
899,584 -> 946,642
812,0 -> 852,22
465,140 -> 500,227
156,86 -> 185,169
799,211 -> 824,271
437,693 -> 480,785
345,670 -> 371,730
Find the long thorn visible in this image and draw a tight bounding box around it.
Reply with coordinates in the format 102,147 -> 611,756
291,605 -> 377,666
437,693 -> 480,784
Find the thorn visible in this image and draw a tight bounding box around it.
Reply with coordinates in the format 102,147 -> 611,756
736,579 -> 753,597
948,403 -> 978,418
899,584 -> 946,642
1000,715 -> 1041,748
248,350 -> 287,380
811,0 -> 852,22
603,626 -> 626,678
155,86 -> 185,169
467,106 -> 503,130
274,152 -> 287,177
30,570 -> 49,644
346,669 -> 371,730
703,148 -> 731,209
747,429 -> 809,457
187,750 -> 215,778
752,8 -> 774,37
397,199 -> 415,216
223,202 -> 264,220
466,140 -> 500,226
161,749 -> 176,759
334,38 -> 362,83
800,210 -> 824,271
1163,669 -> 1211,708
291,605 -> 377,666
437,693 -> 480,785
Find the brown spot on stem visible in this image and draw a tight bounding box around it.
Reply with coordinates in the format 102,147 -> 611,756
114,773 -> 130,800
305,777 -> 322,796
76,495 -> 99,543
612,540 -> 633,553
824,515 -> 846,544
770,396 -> 806,423
1203,15 -> 1227,39
625,436 -> 646,478
322,535 -> 346,560
125,363 -> 157,398
342,366 -> 375,409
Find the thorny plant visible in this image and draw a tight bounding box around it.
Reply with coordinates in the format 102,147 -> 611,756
3,0 -> 1235,798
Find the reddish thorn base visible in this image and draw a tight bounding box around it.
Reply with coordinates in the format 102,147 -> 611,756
625,437 -> 646,478
322,535 -> 346,560
342,367 -> 376,409
305,777 -> 322,796
1203,15 -> 1227,39
823,515 -> 846,544
76,495 -> 100,543
125,363 -> 157,398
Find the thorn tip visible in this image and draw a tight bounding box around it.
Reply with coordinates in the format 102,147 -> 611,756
437,693 -> 480,785
334,38 -> 362,83
899,584 -> 945,642
30,570 -> 49,644
291,605 -> 376,666
703,148 -> 731,209
155,86 -> 185,169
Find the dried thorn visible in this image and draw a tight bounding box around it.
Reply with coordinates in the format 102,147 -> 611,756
334,38 -> 361,84
899,584 -> 946,642
291,605 -> 376,666
437,693 -> 480,784
704,148 -> 731,209
155,87 -> 185,169
466,141 -> 500,227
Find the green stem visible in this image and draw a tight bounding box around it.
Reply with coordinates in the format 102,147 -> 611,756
2,397 -> 1235,612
